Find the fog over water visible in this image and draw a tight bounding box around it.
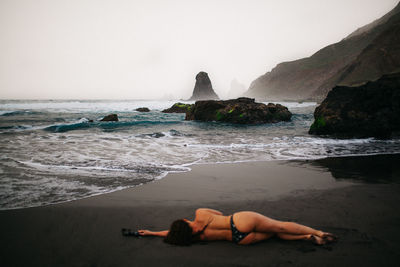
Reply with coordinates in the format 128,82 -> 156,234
0,0 -> 398,100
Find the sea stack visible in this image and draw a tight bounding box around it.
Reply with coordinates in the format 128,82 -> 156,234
188,72 -> 219,101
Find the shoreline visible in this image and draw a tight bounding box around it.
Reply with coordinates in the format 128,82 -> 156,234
3,152 -> 400,211
1,154 -> 400,266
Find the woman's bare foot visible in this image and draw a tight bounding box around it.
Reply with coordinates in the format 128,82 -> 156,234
309,232 -> 337,245
321,232 -> 338,243
309,234 -> 326,245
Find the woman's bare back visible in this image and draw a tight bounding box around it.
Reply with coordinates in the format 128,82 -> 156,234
188,209 -> 232,241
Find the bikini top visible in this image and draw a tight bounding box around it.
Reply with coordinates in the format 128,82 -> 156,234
193,219 -> 212,239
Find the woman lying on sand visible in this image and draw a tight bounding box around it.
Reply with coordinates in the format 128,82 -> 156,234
131,208 -> 337,246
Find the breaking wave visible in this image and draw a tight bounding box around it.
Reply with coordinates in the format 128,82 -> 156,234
1,99 -> 399,210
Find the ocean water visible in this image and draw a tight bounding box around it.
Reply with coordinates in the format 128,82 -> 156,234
1,99 -> 399,210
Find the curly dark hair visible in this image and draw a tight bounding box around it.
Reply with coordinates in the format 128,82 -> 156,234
164,219 -> 196,246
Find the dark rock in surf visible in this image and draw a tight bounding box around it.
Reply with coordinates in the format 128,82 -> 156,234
135,107 -> 150,112
309,72 -> 400,138
162,103 -> 194,113
150,132 -> 165,138
100,114 -> 119,122
188,72 -> 219,101
185,97 -> 291,124
138,132 -> 165,138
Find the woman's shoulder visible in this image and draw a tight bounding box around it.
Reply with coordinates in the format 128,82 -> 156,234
196,208 -> 224,216
195,209 -> 214,222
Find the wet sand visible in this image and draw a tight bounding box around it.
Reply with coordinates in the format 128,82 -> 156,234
1,154 -> 400,266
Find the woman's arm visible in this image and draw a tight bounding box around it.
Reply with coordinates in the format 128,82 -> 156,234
138,230 -> 168,237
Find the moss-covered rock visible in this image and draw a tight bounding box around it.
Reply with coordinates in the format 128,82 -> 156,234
162,103 -> 194,113
309,117 -> 326,133
309,72 -> 400,138
185,97 -> 291,124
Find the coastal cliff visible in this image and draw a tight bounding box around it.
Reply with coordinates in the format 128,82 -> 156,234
245,3 -> 400,102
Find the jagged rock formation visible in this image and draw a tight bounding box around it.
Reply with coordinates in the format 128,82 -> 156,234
309,72 -> 400,138
185,97 -> 291,124
100,114 -> 118,121
188,72 -> 219,101
245,3 -> 400,102
162,103 -> 194,113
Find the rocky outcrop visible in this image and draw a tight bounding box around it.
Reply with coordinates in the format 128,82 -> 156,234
188,72 -> 219,101
162,103 -> 194,113
245,3 -> 400,102
135,107 -> 150,112
100,114 -> 118,122
185,97 -> 291,124
309,72 -> 400,138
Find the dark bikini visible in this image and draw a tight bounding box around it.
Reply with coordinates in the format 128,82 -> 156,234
230,215 -> 249,243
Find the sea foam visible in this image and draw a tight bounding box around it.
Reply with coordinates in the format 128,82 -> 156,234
1,99 -> 399,210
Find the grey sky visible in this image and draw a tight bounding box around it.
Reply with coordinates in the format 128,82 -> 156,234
0,0 -> 398,100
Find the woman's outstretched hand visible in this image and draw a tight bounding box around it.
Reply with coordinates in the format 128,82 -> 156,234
138,229 -> 169,237
138,230 -> 152,236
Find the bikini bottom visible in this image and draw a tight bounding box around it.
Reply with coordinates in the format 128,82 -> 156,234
230,215 -> 249,244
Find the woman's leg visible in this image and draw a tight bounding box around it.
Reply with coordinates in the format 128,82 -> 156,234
234,232 -> 329,245
276,233 -> 310,241
238,233 -> 319,245
275,233 -> 329,245
233,212 -> 336,245
234,211 -> 323,236
265,220 -> 323,236
238,232 -> 275,245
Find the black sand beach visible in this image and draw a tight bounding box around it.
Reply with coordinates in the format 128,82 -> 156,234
1,154 -> 400,267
